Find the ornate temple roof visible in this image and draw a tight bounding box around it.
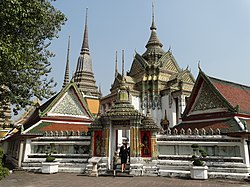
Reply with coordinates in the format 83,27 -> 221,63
209,76 -> 250,115
105,73 -> 143,119
21,82 -> 93,135
141,111 -> 159,130
177,69 -> 250,134
142,3 -> 165,62
73,8 -> 100,98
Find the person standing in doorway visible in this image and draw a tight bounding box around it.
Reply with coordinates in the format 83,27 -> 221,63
119,143 -> 128,172
113,151 -> 118,177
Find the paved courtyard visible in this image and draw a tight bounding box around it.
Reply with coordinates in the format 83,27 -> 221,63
0,171 -> 249,187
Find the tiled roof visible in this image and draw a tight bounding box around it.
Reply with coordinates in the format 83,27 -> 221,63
176,118 -> 241,133
41,116 -> 92,123
209,77 -> 250,114
28,122 -> 89,134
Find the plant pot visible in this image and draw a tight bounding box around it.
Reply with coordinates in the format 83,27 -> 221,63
190,165 -> 208,180
41,162 -> 59,174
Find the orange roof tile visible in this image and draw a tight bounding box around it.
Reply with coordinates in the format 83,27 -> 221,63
210,77 -> 250,114
41,123 -> 89,132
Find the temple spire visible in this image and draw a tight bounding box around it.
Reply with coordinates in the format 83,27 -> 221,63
81,8 -> 89,55
150,2 -> 156,30
63,35 -> 70,88
142,2 -> 164,61
74,8 -> 100,98
115,50 -> 118,77
122,50 -> 125,77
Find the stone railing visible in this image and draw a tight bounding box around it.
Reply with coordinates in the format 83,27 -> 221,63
43,130 -> 91,137
159,127 -> 221,136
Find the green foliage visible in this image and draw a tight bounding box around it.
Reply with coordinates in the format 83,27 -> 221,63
0,0 -> 67,112
0,147 -> 9,180
191,144 -> 207,166
45,155 -> 55,162
45,143 -> 57,162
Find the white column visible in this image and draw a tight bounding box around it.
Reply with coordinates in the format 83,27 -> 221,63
23,139 -> 31,162
18,141 -> 24,168
242,138 -> 250,167
108,124 -> 112,169
180,95 -> 186,114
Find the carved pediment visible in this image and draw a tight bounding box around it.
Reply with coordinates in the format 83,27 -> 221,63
158,52 -> 181,73
110,77 -> 121,91
191,82 -> 227,112
128,54 -> 147,77
178,71 -> 195,84
49,88 -> 89,117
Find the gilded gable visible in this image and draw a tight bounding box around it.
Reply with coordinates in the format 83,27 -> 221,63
162,59 -> 179,73
179,71 -> 195,84
128,54 -> 147,77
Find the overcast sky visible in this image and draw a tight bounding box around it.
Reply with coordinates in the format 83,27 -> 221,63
49,0 -> 250,96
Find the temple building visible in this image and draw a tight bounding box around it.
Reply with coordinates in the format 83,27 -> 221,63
2,3 -> 250,179
176,68 -> 250,133
1,82 -> 93,170
90,54 -> 159,170
100,5 -> 195,129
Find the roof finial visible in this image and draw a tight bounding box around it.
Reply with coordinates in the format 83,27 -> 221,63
115,50 -> 118,77
198,60 -> 201,71
81,8 -> 89,54
150,1 -> 156,30
122,50 -> 125,77
63,35 -> 70,88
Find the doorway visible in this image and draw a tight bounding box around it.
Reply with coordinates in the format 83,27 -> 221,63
110,126 -> 130,169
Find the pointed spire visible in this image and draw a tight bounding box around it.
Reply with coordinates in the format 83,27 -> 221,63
74,8 -> 100,98
150,1 -> 156,30
122,50 -> 124,77
63,35 -> 70,88
118,50 -> 129,104
81,8 -> 89,55
115,50 -> 118,77
142,2 -> 164,60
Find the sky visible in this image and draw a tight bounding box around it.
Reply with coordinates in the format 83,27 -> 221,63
48,0 -> 250,96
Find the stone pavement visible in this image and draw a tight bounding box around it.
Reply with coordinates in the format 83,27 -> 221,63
0,171 -> 249,187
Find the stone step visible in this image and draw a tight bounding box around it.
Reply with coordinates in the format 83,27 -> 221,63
158,160 -> 191,166
158,165 -> 190,171
208,172 -> 249,180
22,162 -> 87,168
158,164 -> 249,173
58,167 -> 86,173
159,169 -> 190,178
208,167 -> 250,173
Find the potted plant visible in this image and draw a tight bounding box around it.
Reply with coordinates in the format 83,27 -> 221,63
190,144 -> 208,179
41,143 -> 59,174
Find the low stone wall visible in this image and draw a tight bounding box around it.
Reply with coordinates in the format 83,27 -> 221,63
21,135 -> 92,173
155,128 -> 250,179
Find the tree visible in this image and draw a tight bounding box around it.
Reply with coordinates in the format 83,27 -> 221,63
0,0 -> 67,113
0,147 -> 9,180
